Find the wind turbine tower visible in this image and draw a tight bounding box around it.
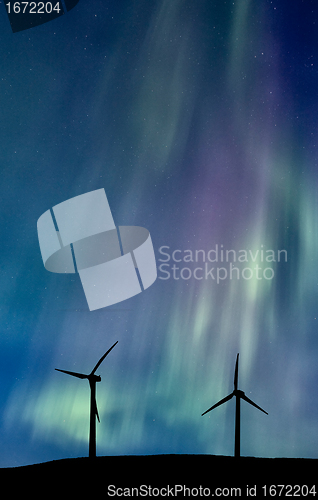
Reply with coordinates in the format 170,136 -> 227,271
202,353 -> 268,458
55,341 -> 118,458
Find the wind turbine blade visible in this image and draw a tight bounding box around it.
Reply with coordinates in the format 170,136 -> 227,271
55,368 -> 87,379
241,393 -> 268,415
90,341 -> 118,375
202,393 -> 233,416
94,397 -> 100,423
234,353 -> 239,390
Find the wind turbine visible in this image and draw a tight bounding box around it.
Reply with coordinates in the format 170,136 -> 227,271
202,353 -> 268,458
55,341 -> 118,458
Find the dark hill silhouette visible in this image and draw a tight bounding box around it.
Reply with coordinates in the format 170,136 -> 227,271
1,455 -> 316,495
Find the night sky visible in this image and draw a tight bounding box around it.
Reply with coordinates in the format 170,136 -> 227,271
0,0 -> 318,467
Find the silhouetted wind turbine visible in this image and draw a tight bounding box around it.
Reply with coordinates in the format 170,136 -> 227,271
55,341 -> 118,458
202,353 -> 268,458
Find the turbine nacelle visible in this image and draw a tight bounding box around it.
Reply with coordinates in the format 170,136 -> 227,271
234,389 -> 245,397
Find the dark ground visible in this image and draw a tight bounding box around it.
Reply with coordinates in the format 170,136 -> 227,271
1,455 -> 317,497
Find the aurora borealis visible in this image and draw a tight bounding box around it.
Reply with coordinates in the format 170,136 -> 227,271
0,0 -> 318,467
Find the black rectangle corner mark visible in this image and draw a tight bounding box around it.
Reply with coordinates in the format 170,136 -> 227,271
64,0 -> 80,11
